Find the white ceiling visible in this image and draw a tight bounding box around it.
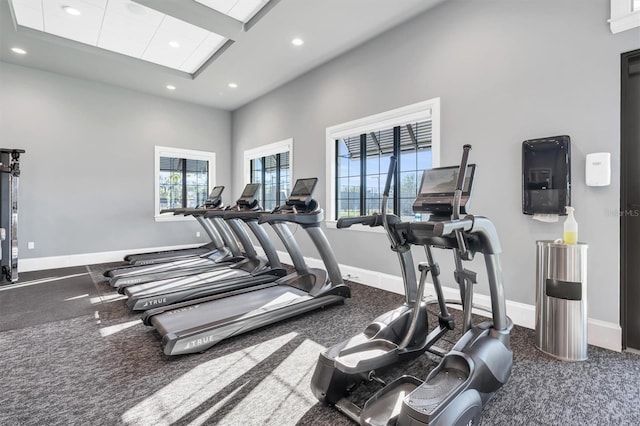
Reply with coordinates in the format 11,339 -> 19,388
0,0 -> 445,111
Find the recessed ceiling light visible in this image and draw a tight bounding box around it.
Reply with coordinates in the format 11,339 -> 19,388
166,85 -> 176,90
11,47 -> 27,55
168,40 -> 180,48
228,83 -> 238,89
62,6 -> 81,16
291,38 -> 304,46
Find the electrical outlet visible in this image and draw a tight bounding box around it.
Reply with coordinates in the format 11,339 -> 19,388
196,232 -> 200,237
28,241 -> 35,249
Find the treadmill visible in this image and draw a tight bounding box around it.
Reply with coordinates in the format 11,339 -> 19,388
142,178 -> 351,356
123,189 -> 290,311
104,186 -> 239,283
107,185 -> 261,290
124,186 -> 227,266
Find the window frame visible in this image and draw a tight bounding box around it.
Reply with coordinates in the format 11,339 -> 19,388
154,146 -> 216,222
325,98 -> 440,232
610,0 -> 640,33
243,138 -> 293,209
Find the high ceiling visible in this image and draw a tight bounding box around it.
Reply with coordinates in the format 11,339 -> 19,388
0,0 -> 444,111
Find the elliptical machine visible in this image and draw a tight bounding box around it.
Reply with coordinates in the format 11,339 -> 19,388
310,145 -> 512,425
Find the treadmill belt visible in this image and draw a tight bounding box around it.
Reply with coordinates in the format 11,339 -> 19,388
128,247 -> 210,262
111,257 -> 216,277
152,285 -> 309,336
125,268 -> 248,297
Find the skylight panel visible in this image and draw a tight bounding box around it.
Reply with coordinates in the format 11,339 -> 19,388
10,0 -> 229,75
9,0 -> 44,31
195,0 -> 270,23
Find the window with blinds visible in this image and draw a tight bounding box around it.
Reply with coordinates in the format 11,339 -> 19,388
250,151 -> 290,211
159,157 -> 209,209
154,146 -> 215,220
335,120 -> 433,220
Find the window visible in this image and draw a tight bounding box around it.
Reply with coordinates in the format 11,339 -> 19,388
154,146 -> 215,221
326,98 -> 440,229
336,122 -> 432,221
244,139 -> 293,211
609,0 -> 640,33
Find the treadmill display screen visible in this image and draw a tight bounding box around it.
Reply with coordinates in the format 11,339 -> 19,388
209,186 -> 224,199
418,165 -> 475,197
290,178 -> 317,197
241,183 -> 260,199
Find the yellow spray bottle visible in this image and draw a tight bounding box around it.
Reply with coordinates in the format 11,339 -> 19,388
563,206 -> 578,244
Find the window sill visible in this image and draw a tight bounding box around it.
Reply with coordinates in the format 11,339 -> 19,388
154,214 -> 194,223
609,10 -> 640,33
325,220 -> 387,234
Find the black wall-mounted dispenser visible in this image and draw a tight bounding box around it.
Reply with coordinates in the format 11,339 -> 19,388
522,135 -> 571,215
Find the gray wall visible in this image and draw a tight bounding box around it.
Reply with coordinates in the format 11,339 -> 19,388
231,0 -> 640,323
0,62 -> 232,258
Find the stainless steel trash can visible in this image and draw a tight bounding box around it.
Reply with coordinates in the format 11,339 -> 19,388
535,240 -> 588,361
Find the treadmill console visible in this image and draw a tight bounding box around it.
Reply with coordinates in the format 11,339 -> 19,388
237,183 -> 261,207
203,186 -> 224,208
286,178 -> 318,207
413,165 -> 476,216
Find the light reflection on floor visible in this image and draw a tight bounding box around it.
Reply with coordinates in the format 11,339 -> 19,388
218,338 -> 324,425
90,293 -> 127,304
99,319 -> 143,337
121,332 -> 304,425
0,273 -> 87,291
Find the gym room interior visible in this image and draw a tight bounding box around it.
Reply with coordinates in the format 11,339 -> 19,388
0,0 -> 639,424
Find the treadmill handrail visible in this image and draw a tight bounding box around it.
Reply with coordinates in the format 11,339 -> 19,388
258,209 -> 324,226
224,210 -> 263,220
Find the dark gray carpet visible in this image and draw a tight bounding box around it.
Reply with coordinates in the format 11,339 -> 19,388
0,262 -> 638,425
0,266 -> 99,331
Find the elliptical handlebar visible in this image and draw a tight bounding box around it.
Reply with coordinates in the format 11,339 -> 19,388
383,156 -> 397,198
381,155 -> 397,220
433,217 -> 474,237
382,156 -> 401,249
451,145 -> 473,260
452,144 -> 472,221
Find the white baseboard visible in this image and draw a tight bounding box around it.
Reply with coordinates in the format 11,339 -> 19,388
588,318 -> 623,352
265,248 -> 622,353
20,244 -> 202,272
22,244 -> 622,353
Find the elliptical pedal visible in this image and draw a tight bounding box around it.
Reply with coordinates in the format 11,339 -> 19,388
405,367 -> 468,416
359,376 -> 422,426
334,339 -> 400,374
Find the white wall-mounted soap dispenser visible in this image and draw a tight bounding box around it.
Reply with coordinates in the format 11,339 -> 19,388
585,152 -> 611,187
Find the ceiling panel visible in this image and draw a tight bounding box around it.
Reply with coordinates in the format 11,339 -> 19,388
181,33 -> 228,73
142,15 -> 212,72
97,0 -> 164,57
196,0 -> 239,14
8,0 -> 43,30
195,0 -> 269,23
42,0 -> 106,46
10,0 -> 231,74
